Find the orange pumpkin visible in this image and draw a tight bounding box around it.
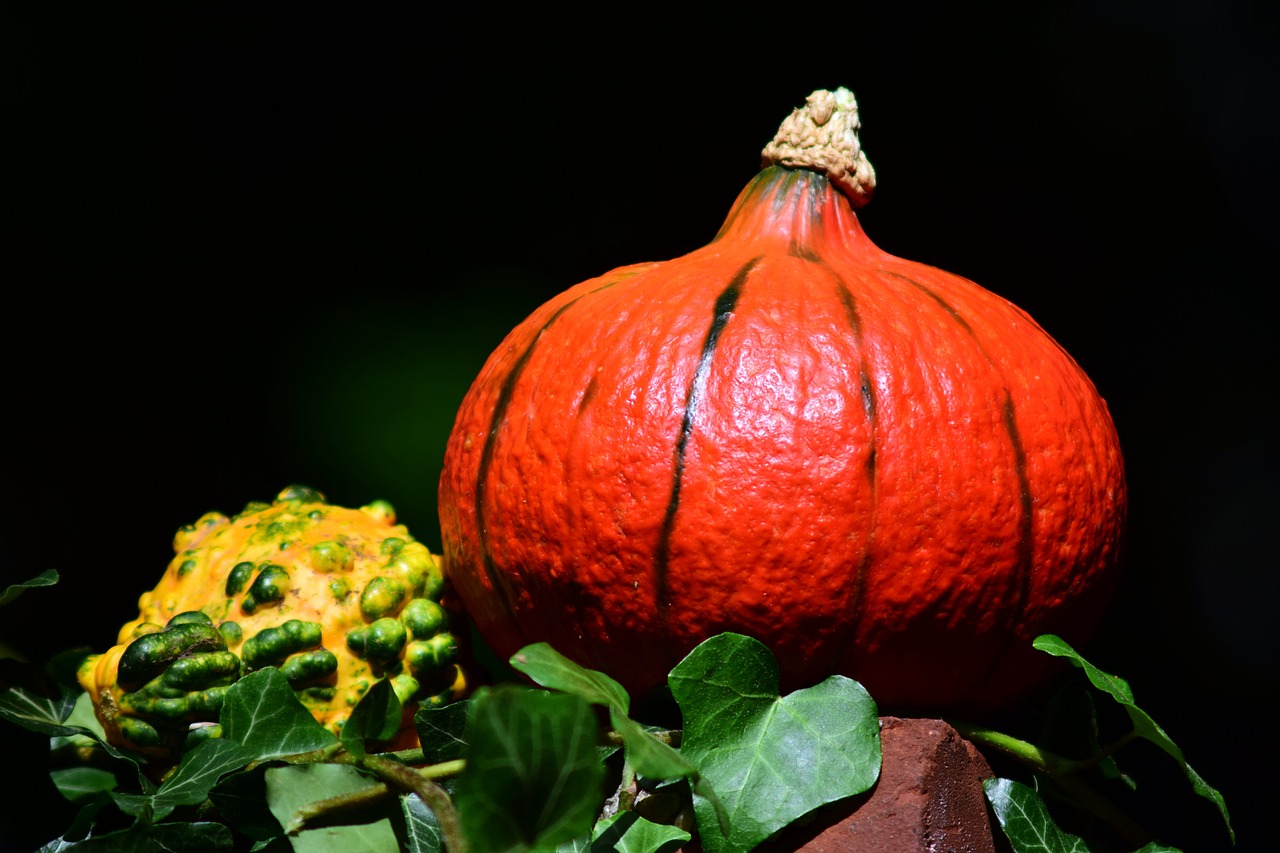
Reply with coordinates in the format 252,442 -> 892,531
438,88 -> 1126,713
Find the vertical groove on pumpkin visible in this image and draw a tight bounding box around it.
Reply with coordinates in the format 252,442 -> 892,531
1001,391 -> 1034,582
883,271 -> 1036,647
654,258 -> 756,615
835,279 -> 879,623
474,280 -> 621,633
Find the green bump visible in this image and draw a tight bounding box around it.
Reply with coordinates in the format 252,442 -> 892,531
348,617 -> 406,662
167,611 -> 213,628
380,536 -> 406,556
406,634 -> 457,677
118,717 -> 162,747
298,684 -> 337,703
163,651 -> 239,690
218,621 -> 243,647
365,500 -> 395,523
360,576 -> 407,621
387,542 -> 434,597
128,622 -> 163,642
243,619 -> 322,669
118,623 -> 228,692
329,578 -> 351,601
390,673 -> 421,705
225,561 -> 255,597
177,559 -> 198,577
243,564 -> 291,614
311,540 -> 354,574
281,649 -> 339,685
277,484 -> 325,504
401,598 -> 448,639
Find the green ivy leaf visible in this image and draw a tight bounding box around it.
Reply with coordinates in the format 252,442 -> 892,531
0,569 -> 58,607
985,777 -> 1187,853
414,700 -> 470,764
454,684 -> 605,853
985,777 -> 1094,852
587,810 -> 691,853
0,663 -> 141,777
1033,635 -> 1234,843
342,677 -> 402,756
265,763 -> 400,850
49,766 -> 118,805
0,661 -> 82,738
609,712 -> 694,781
508,642 -> 703,787
668,633 -> 881,853
35,820 -> 236,851
113,738 -> 254,821
219,668 -> 339,760
509,643 -> 699,794
402,792 -> 445,853
208,766 -> 282,843
509,642 -> 632,712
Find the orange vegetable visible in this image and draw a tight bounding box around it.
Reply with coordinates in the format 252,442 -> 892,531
438,89 -> 1126,713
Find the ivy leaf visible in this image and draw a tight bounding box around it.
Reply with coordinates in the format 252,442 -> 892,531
509,643 -> 696,792
0,663 -> 141,775
36,820 -> 236,851
453,684 -> 605,853
402,793 -> 445,853
219,668 -> 338,760
264,762 -> 400,849
0,569 -> 58,607
509,642 -> 632,712
49,766 -> 118,805
342,677 -> 402,757
669,632 -> 881,853
985,777 -> 1093,852
0,659 -> 83,737
208,766 -> 283,843
1033,635 -> 1234,843
588,810 -> 691,853
113,738 -> 254,821
415,700 -> 470,764
609,712 -> 695,781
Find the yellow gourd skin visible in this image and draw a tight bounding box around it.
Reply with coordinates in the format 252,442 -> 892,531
78,486 -> 467,763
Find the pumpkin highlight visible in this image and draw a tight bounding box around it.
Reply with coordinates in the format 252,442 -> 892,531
438,88 -> 1126,713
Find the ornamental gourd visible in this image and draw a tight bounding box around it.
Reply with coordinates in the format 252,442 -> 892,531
438,88 -> 1126,713
78,486 -> 467,763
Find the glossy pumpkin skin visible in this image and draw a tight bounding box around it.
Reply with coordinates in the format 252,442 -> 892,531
78,486 -> 467,761
440,162 -> 1126,714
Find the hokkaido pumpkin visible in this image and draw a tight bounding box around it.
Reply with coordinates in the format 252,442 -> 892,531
438,88 -> 1126,713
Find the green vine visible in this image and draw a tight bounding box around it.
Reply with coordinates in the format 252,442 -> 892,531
0,572 -> 1236,852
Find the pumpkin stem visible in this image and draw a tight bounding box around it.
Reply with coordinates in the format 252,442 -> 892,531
761,87 -> 876,208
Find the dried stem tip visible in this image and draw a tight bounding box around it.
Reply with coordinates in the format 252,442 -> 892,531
761,87 -> 876,207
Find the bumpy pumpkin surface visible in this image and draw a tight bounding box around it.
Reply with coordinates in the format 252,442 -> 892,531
78,486 -> 466,760
438,88 -> 1127,713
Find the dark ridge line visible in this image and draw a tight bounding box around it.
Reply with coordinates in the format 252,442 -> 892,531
883,269 -> 1036,654
834,276 -> 879,630
653,258 -> 757,610
474,279 -> 621,632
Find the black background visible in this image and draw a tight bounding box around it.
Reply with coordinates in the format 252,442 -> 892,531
2,3 -> 1276,851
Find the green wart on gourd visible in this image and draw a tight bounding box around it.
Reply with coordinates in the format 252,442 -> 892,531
77,485 -> 468,765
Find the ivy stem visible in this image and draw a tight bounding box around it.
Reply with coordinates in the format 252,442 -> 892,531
284,750 -> 469,852
946,719 -> 1152,848
362,752 -> 469,853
